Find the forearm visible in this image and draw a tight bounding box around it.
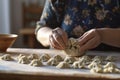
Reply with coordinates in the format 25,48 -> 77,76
97,28 -> 120,48
36,27 -> 52,47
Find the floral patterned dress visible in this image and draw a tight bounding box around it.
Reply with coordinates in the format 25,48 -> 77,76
36,0 -> 120,38
36,0 -> 120,50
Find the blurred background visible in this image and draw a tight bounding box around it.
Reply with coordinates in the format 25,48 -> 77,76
0,0 -> 46,48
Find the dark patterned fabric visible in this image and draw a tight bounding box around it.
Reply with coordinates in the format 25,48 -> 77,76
36,0 -> 120,38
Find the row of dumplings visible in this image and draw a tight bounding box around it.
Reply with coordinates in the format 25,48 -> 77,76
0,54 -> 120,73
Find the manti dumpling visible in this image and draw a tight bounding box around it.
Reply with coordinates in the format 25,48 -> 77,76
56,61 -> 71,69
64,38 -> 85,57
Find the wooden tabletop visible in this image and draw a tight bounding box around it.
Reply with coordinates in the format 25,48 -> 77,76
0,48 -> 120,80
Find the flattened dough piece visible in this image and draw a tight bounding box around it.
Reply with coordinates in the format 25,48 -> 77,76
0,54 -> 14,61
56,61 -> 71,69
29,59 -> 43,67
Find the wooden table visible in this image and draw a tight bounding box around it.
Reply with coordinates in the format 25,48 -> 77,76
0,48 -> 120,80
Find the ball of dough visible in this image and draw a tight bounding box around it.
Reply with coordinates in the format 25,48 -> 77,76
0,54 -> 14,61
29,59 -> 43,67
40,54 -> 51,62
56,61 -> 71,69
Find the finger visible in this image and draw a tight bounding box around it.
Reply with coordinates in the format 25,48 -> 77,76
57,29 -> 68,46
80,37 -> 97,51
52,30 -> 66,49
49,35 -> 62,49
78,31 -> 94,46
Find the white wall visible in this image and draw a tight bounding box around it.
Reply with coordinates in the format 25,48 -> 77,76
0,0 -> 10,34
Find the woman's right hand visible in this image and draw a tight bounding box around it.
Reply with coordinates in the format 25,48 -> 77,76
49,28 -> 68,50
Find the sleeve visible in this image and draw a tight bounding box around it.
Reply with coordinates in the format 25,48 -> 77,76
35,0 -> 58,35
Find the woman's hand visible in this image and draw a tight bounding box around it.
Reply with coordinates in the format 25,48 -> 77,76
78,29 -> 101,52
49,28 -> 68,50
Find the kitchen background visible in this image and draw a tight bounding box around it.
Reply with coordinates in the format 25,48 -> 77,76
0,0 -> 46,48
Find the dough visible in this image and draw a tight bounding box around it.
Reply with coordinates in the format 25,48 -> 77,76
92,58 -> 102,64
56,61 -> 71,69
64,38 -> 84,57
105,56 -> 115,62
88,61 -> 102,69
39,54 -> 51,62
92,56 -> 103,61
0,54 -> 14,61
88,61 -> 103,73
72,60 -> 86,69
103,62 -> 120,73
90,65 -> 103,73
17,54 -> 25,60
28,54 -> 39,60
53,55 -> 63,62
64,56 -> 76,64
29,59 -> 43,67
79,56 -> 91,65
18,56 -> 30,64
46,58 -> 59,66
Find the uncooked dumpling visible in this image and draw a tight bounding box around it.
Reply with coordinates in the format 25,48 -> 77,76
92,56 -> 104,61
18,56 -> 30,64
88,61 -> 102,69
92,58 -> 102,64
79,56 -> 91,65
64,56 -> 76,64
64,38 -> 84,57
72,60 -> 86,69
46,58 -> 59,66
40,54 -> 51,62
53,55 -> 63,62
56,61 -> 71,69
0,54 -> 14,61
17,54 -> 25,60
105,56 -> 115,62
103,62 -> 120,73
88,61 -> 103,73
28,54 -> 39,60
29,59 -> 43,67
90,65 -> 103,73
